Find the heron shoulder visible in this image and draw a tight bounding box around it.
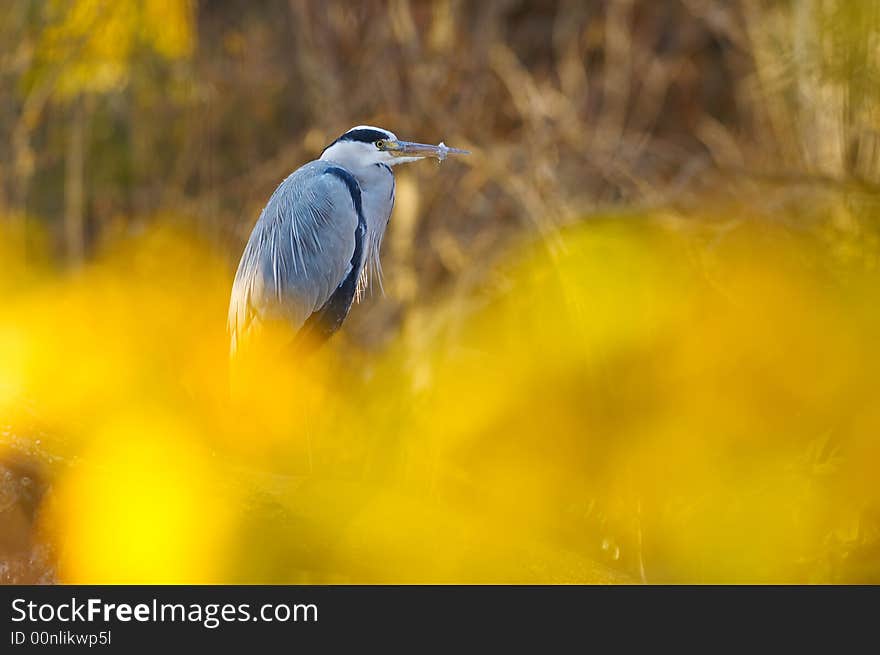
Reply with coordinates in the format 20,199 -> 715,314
263,160 -> 357,212
228,160 -> 366,355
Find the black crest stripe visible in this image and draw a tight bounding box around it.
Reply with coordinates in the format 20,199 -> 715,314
336,128 -> 391,144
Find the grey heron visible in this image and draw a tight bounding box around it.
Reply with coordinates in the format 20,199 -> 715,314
228,125 -> 468,356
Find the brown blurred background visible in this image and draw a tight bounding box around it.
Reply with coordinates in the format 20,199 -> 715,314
4,1 -> 877,347
2,0 -> 880,585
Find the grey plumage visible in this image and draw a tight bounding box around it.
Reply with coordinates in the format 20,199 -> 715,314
227,125 -> 468,357
228,161 -> 363,355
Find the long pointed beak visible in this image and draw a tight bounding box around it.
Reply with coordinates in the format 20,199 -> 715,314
386,140 -> 470,160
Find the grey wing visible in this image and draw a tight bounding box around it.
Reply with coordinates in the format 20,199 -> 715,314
228,163 -> 363,355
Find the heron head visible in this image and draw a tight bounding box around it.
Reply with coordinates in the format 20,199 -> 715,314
320,125 -> 469,169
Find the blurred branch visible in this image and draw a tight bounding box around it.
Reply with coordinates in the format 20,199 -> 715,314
721,166 -> 880,198
64,97 -> 88,265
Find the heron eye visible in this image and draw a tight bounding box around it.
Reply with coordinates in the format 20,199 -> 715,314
375,140 -> 385,150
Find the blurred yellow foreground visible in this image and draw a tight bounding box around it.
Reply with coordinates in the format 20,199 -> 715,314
1,217 -> 878,583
